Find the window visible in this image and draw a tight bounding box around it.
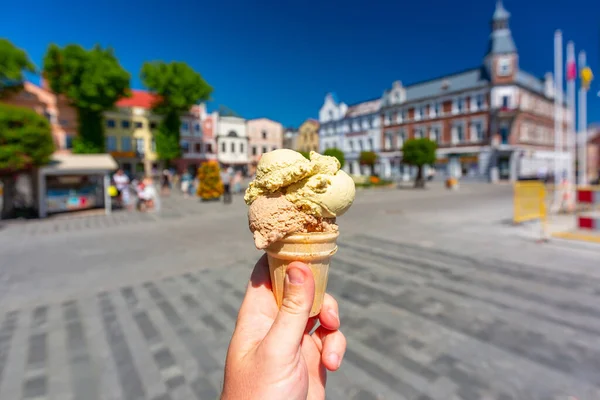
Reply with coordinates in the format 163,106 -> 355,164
457,98 -> 465,113
60,119 -> 69,127
497,57 -> 512,76
368,138 -> 374,151
385,134 -> 392,150
414,128 -> 422,139
352,120 -> 360,131
106,119 -> 115,128
471,121 -> 484,142
362,119 -> 369,129
252,146 -> 257,156
222,142 -> 226,153
135,121 -> 143,129
150,122 -> 157,130
476,94 -> 484,110
434,102 -> 441,116
136,138 -> 145,154
231,142 -> 235,153
206,143 -> 213,153
384,112 -> 391,126
262,146 -> 268,154
398,130 -> 406,149
121,137 -> 132,151
429,127 -> 439,143
181,140 -> 190,153
121,120 -> 130,129
456,124 -> 465,143
272,146 -> 277,151
65,135 -> 74,149
261,130 -> 267,139
502,95 -> 510,109
358,140 -> 364,151
414,107 -> 421,121
106,136 -> 117,151
181,122 -> 189,132
194,123 -> 201,134
195,143 -> 202,153
240,143 -> 244,153
349,140 -> 354,152
151,139 -> 156,152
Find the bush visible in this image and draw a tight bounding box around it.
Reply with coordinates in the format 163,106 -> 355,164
323,148 -> 345,168
196,160 -> 224,200
298,151 -> 310,160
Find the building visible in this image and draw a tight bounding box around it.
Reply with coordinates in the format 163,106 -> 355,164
104,89 -> 161,176
318,93 -> 381,175
216,115 -> 249,174
2,81 -> 77,152
587,125 -> 600,183
378,1 -> 570,181
283,127 -> 299,150
247,118 -> 283,174
296,119 -> 320,153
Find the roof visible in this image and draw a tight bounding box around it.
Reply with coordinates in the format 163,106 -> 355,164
304,118 -> 319,126
393,68 -> 490,104
515,71 -> 544,95
345,98 -> 381,118
493,1 -> 510,21
487,29 -> 517,55
40,154 -> 118,175
116,89 -> 160,109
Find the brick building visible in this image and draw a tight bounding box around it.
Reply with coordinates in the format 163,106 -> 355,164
379,1 -> 570,181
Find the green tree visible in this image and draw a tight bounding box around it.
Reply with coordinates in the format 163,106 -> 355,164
42,44 -> 130,153
324,148 -> 345,168
141,61 -> 212,162
359,151 -> 378,175
0,104 -> 54,218
402,138 -> 437,188
0,39 -> 36,98
298,151 -> 310,160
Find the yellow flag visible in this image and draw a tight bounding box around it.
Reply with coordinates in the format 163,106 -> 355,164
581,67 -> 593,90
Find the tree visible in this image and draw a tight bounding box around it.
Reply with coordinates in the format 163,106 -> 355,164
298,151 -> 310,160
402,138 -> 437,188
359,151 -> 378,175
141,61 -> 212,162
0,104 -> 54,218
197,161 -> 224,201
324,148 -> 345,168
0,39 -> 36,99
42,44 -> 130,153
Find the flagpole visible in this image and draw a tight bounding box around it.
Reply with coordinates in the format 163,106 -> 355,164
554,30 -> 563,208
578,51 -> 588,185
566,41 -> 576,201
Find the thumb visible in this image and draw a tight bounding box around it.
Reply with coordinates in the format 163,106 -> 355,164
263,262 -> 315,354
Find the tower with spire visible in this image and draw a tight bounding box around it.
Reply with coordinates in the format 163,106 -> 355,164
484,0 -> 519,85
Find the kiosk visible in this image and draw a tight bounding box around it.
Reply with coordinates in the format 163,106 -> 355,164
38,154 -> 118,218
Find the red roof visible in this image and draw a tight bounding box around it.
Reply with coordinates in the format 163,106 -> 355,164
116,89 -> 161,109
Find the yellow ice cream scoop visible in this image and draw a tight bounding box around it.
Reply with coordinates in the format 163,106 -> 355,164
244,149 -> 314,204
285,169 -> 356,217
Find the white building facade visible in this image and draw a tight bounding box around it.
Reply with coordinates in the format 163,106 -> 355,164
216,115 -> 249,174
318,93 -> 381,176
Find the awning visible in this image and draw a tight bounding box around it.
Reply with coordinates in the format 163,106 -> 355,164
40,154 -> 118,176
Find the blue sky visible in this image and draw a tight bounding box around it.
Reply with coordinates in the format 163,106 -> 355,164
4,0 -> 599,127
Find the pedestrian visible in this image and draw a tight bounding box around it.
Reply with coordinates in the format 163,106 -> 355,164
221,167 -> 233,204
181,170 -> 192,198
161,169 -> 171,196
112,169 -> 130,208
232,171 -> 243,194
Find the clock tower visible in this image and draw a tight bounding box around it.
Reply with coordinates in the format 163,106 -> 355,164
484,1 -> 518,85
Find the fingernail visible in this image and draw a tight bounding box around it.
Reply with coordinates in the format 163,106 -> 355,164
327,352 -> 340,368
328,308 -> 339,322
287,267 -> 304,284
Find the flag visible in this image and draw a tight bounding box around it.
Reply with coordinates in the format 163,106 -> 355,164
567,61 -> 577,81
581,66 -> 594,90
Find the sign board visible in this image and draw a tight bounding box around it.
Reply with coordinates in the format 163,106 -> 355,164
513,181 -> 546,223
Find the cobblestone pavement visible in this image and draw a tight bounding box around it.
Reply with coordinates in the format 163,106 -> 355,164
1,185 -> 599,400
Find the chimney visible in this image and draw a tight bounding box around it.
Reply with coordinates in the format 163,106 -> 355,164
544,72 -> 554,98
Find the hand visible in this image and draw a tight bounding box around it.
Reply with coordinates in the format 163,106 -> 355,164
221,255 -> 346,400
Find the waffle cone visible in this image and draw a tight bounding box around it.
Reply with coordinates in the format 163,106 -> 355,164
265,231 -> 339,317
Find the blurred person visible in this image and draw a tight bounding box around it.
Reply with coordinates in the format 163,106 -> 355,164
161,169 -> 171,196
180,170 -> 193,198
112,169 -> 130,208
221,257 -> 345,400
232,170 -> 243,194
221,167 -> 233,204
142,176 -> 160,212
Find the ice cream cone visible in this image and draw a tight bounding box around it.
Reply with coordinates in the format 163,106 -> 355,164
265,231 -> 339,317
